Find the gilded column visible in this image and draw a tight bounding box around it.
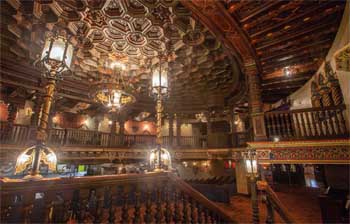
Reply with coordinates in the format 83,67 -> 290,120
245,60 -> 267,141
156,96 -> 163,145
36,79 -> 56,142
30,91 -> 42,127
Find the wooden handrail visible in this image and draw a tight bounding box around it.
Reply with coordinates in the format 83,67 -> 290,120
1,172 -> 235,223
258,181 -> 297,224
264,104 -> 348,140
169,173 -> 236,223
265,104 -> 346,115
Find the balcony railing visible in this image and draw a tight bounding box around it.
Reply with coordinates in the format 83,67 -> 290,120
265,105 -> 348,140
0,122 -> 247,149
0,172 -> 235,223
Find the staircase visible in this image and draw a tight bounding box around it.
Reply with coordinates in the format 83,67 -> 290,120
1,172 -> 236,223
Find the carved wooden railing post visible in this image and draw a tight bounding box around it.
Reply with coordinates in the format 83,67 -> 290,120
145,185 -> 153,223
165,185 -> 173,223
182,193 -> 190,223
190,197 -> 197,224
174,189 -> 182,223
133,190 -> 141,223
121,185 -> 129,224
155,184 -> 164,223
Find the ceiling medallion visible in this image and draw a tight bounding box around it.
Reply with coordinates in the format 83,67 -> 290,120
91,60 -> 136,112
126,32 -> 148,47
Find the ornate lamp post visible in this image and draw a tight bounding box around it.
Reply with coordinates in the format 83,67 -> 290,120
150,54 -> 169,171
15,29 -> 74,179
244,148 -> 260,224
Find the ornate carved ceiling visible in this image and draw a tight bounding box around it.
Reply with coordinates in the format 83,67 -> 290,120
0,0 -> 345,117
0,0 -> 245,115
223,0 -> 346,103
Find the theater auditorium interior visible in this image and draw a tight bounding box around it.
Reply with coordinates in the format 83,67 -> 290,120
0,0 -> 349,223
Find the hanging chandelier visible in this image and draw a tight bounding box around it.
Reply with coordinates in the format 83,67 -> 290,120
91,60 -> 136,111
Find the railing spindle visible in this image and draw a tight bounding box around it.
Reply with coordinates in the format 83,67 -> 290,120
190,197 -> 197,224
183,193 -> 190,223
174,190 -> 182,223
155,186 -> 163,223
165,185 -> 173,223
145,187 -> 153,223
305,111 -> 313,137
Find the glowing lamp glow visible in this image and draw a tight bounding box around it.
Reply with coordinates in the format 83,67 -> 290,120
243,148 -> 258,176
273,136 -> 280,142
149,147 -> 172,170
110,61 -> 126,70
41,31 -> 73,73
245,159 -> 257,174
151,59 -> 168,96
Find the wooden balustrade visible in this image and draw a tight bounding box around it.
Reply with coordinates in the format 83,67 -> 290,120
179,135 -> 205,148
265,105 -> 348,140
1,122 -> 247,149
0,172 -> 235,223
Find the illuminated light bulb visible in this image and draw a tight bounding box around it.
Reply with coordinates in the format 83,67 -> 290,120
18,153 -> 30,164
46,153 -> 57,164
273,136 -> 280,142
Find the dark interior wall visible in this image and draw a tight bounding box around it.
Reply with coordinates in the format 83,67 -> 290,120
54,112 -> 86,129
211,121 -> 230,133
324,165 -> 350,190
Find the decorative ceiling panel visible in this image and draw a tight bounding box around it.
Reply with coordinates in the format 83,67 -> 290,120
0,0 -> 245,114
223,0 -> 345,103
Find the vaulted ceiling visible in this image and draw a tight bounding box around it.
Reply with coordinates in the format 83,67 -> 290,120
0,0 -> 346,118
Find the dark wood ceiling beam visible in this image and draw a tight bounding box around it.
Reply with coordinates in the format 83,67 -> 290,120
263,86 -> 300,93
0,78 -> 94,103
262,79 -> 308,90
250,2 -> 331,38
262,70 -> 315,84
262,50 -> 327,72
255,19 -> 338,51
260,39 -> 332,62
261,45 -> 330,68
240,1 -> 282,23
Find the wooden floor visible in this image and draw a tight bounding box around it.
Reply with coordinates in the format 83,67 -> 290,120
217,185 -> 322,223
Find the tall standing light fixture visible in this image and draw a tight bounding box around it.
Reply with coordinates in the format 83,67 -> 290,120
243,147 -> 260,224
15,29 -> 74,179
149,54 -> 171,171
